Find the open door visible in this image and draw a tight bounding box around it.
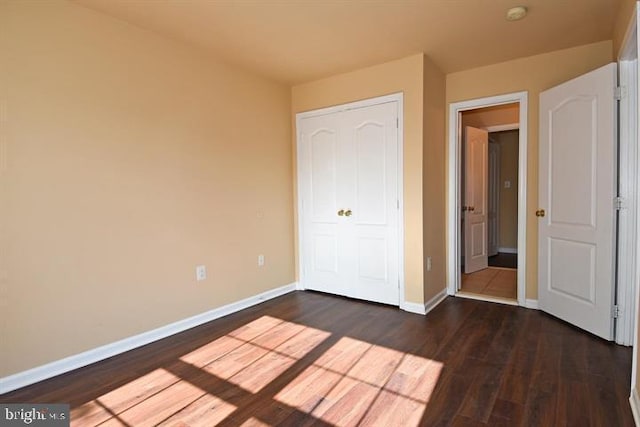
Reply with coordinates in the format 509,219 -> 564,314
538,63 -> 617,340
463,126 -> 489,274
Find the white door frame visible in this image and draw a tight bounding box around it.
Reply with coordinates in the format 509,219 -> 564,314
618,1 -> 640,402
619,41 -> 639,346
488,140 -> 501,257
295,93 -> 405,307
447,92 -> 528,306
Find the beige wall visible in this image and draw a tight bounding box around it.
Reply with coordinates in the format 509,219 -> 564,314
447,40 -> 613,299
0,0 -> 293,376
422,57 -> 447,303
494,130 -> 519,250
292,54 -> 429,304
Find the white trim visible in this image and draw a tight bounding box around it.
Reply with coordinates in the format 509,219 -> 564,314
295,93 -> 405,307
628,1 -> 640,402
401,301 -> 427,315
525,299 -> 539,310
630,387 -> 640,426
497,247 -> 518,254
484,123 -> 519,132
424,289 -> 448,314
455,292 -> 518,306
295,93 -> 404,119
617,57 -> 638,346
401,289 -> 447,315
447,92 -> 528,308
397,96 -> 406,310
0,283 -> 297,394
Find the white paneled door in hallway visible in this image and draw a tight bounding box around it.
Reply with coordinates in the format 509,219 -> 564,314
463,126 -> 489,274
297,97 -> 400,305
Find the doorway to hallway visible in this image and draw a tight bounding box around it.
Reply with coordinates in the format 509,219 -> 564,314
447,92 -> 528,306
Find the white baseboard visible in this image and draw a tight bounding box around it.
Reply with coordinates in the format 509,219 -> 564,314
497,247 -> 518,254
525,299 -> 539,309
630,387 -> 640,426
424,289 -> 448,315
401,289 -> 447,316
455,292 -> 518,306
401,301 -> 426,315
0,282 -> 297,394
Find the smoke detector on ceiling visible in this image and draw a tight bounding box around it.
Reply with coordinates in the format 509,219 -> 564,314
506,6 -> 528,21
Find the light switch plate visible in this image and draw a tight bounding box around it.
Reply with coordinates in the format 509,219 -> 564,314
196,265 -> 206,281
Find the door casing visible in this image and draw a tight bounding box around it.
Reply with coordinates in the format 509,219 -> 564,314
488,141 -> 501,257
295,93 -> 406,308
447,92 -> 528,306
618,1 -> 640,398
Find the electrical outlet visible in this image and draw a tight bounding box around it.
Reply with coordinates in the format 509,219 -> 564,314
258,254 -> 265,267
504,180 -> 511,189
426,256 -> 432,272
196,265 -> 206,281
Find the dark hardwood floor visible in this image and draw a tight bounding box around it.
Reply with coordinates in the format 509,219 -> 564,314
1,291 -> 634,426
488,252 -> 518,269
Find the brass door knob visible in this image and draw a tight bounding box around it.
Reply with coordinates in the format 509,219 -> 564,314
338,209 -> 345,216
345,209 -> 352,217
536,209 -> 546,217
469,206 -> 475,212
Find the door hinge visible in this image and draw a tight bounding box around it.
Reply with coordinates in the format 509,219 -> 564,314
615,196 -> 625,210
613,305 -> 621,319
615,86 -> 626,101
397,199 -> 400,209
396,118 -> 399,128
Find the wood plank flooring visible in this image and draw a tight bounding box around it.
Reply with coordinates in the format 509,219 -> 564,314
1,291 -> 634,426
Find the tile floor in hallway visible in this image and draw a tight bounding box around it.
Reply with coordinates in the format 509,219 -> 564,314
461,267 -> 517,300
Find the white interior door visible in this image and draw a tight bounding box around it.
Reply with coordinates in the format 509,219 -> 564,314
538,62 -> 617,340
342,104 -> 400,304
298,100 -> 400,305
297,112 -> 345,296
464,126 -> 489,274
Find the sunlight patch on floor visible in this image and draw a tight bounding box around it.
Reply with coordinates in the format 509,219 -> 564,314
69,316 -> 440,426
71,316 -> 331,426
275,336 -> 444,426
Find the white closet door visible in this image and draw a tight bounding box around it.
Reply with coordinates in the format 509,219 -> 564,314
298,100 -> 400,305
342,102 -> 399,304
298,112 -> 344,295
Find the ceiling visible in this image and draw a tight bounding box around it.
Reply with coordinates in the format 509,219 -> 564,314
75,0 -> 622,85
